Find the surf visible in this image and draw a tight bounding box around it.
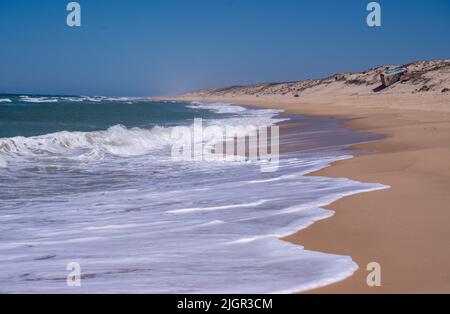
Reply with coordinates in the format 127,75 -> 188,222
0,96 -> 387,293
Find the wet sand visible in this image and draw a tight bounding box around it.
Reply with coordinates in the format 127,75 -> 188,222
167,93 -> 450,293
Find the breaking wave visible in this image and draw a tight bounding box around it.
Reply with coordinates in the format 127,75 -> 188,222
0,125 -> 174,160
17,95 -> 146,104
0,101 -> 282,163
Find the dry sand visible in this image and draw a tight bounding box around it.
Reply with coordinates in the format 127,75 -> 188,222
162,60 -> 450,293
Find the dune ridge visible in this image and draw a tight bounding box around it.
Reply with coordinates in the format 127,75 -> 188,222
181,59 -> 450,99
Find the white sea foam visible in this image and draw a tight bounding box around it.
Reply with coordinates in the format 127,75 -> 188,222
0,101 -> 389,293
0,157 -> 7,168
188,102 -> 248,114
76,96 -> 143,103
166,200 -> 269,214
0,98 -> 12,103
20,96 -> 59,103
16,95 -> 143,104
189,101 -> 285,122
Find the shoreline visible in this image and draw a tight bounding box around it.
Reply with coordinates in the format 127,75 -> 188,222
162,93 -> 450,293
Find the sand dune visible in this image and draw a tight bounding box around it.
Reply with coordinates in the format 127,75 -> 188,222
181,59 -> 450,99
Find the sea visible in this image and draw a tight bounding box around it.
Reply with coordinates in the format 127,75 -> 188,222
0,94 -> 387,293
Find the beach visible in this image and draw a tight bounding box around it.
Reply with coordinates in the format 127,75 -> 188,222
2,0 -> 449,298
2,61 -> 449,293
169,80 -> 450,293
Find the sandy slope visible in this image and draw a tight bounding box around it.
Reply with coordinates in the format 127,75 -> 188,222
181,59 -> 450,99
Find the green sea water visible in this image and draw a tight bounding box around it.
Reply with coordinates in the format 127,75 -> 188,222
0,94 -> 219,138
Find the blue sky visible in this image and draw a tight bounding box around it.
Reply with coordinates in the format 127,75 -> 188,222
0,0 -> 449,96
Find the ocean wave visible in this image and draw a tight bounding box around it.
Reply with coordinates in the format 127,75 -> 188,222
0,121 -> 265,161
188,102 -> 248,114
0,102 -> 282,162
16,95 -> 145,104
0,98 -> 12,103
77,96 -> 124,102
0,125 -> 175,160
20,96 -> 59,103
189,102 -> 287,130
74,96 -> 144,103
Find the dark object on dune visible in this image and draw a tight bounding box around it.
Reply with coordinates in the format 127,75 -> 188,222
442,88 -> 450,93
372,85 -> 386,93
418,85 -> 431,92
334,74 -> 346,81
293,93 -> 299,97
381,68 -> 408,87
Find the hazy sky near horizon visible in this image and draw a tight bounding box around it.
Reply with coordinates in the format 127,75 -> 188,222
0,0 -> 449,96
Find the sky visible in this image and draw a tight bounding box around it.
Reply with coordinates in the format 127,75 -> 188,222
0,0 -> 449,96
